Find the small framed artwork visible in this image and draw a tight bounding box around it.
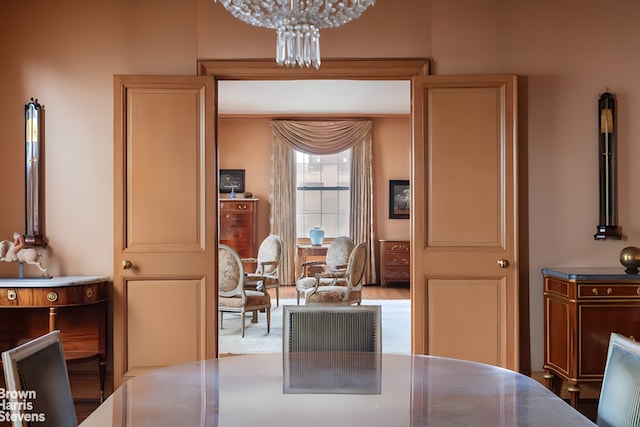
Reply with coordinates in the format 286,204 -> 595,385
219,169 -> 245,193
389,180 -> 410,219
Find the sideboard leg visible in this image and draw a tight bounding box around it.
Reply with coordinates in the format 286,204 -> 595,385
567,382 -> 582,408
543,371 -> 556,393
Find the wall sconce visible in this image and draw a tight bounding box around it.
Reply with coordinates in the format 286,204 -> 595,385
24,98 -> 46,246
594,91 -> 622,240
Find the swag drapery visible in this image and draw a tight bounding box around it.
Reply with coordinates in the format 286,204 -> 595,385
270,120 -> 376,286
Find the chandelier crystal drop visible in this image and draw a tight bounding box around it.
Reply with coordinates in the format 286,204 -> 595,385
215,0 -> 376,69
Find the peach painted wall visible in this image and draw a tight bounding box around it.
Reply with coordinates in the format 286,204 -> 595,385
217,117 -> 411,244
2,0 -> 640,372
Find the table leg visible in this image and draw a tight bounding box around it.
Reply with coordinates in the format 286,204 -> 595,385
48,307 -> 58,331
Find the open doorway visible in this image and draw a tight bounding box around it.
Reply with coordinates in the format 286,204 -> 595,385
207,59 -> 429,356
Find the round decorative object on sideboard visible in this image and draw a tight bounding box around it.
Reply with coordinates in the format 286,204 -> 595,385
309,226 -> 325,246
619,246 -> 640,274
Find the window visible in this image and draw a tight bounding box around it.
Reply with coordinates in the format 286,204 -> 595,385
296,149 -> 351,238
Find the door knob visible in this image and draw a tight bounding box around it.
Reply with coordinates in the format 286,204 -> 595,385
497,259 -> 509,268
122,260 -> 133,270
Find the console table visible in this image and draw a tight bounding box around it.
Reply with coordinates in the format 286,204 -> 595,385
0,276 -> 109,401
542,268 -> 640,408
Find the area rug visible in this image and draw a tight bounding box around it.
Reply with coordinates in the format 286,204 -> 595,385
218,299 -> 411,355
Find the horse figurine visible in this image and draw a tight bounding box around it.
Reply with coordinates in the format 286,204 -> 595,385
0,233 -> 48,276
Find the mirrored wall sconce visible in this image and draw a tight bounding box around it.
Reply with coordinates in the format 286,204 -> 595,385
24,98 -> 46,247
594,91 -> 622,240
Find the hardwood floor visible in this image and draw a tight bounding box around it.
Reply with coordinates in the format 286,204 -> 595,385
278,283 -> 410,300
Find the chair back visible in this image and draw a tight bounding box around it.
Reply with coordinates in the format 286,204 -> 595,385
2,330 -> 77,427
597,332 -> 640,427
282,305 -> 381,353
255,235 -> 282,277
218,244 -> 244,298
345,242 -> 367,290
324,236 -> 355,274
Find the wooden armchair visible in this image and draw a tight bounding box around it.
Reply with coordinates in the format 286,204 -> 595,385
295,236 -> 355,304
305,242 -> 368,305
219,244 -> 271,337
243,235 -> 283,306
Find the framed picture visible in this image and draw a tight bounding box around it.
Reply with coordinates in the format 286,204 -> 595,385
219,169 -> 245,193
389,180 -> 410,219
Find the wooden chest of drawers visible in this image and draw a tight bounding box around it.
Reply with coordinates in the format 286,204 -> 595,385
219,199 -> 258,258
379,240 -> 410,287
542,268 -> 640,408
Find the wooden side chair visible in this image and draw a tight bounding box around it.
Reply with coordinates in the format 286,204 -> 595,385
282,304 -> 382,394
597,332 -> 640,427
2,330 -> 77,427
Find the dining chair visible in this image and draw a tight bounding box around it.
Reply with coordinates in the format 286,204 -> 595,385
2,330 -> 78,427
597,332 -> 640,427
282,304 -> 381,353
304,242 -> 367,306
219,244 -> 271,337
295,236 -> 355,304
243,234 -> 283,306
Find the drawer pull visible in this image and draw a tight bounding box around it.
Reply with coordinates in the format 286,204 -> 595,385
7,290 -> 17,301
238,204 -> 248,210
87,288 -> 94,298
591,287 -> 613,295
47,292 -> 58,302
637,287 -> 640,296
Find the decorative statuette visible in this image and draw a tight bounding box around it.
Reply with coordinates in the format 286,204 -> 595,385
0,232 -> 48,277
309,226 -> 325,246
619,246 -> 640,274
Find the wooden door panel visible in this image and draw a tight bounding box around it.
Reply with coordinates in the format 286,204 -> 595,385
428,278 -> 506,366
412,74 -> 519,370
127,89 -> 202,250
125,279 -> 204,377
428,88 -> 503,247
114,75 -> 216,387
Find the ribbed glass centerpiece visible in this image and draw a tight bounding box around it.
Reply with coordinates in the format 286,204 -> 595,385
215,0 -> 376,69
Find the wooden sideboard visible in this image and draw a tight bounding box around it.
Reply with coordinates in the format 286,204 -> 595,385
379,240 -> 410,287
542,268 -> 640,408
0,276 -> 109,401
219,198 -> 258,259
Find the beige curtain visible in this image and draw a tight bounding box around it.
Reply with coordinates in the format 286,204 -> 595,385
270,120 -> 376,285
269,135 -> 297,285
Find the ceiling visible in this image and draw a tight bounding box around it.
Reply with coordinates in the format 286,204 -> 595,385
217,80 -> 411,116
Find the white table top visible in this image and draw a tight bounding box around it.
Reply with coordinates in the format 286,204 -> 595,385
79,353 -> 595,427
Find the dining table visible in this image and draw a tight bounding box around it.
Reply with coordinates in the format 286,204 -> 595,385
79,352 -> 596,426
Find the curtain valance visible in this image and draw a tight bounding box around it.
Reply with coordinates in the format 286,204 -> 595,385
271,120 -> 373,154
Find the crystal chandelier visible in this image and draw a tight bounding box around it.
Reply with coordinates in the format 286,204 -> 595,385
215,0 -> 376,69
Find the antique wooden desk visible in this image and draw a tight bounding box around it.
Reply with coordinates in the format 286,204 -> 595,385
0,276 -> 109,401
543,267 -> 640,407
